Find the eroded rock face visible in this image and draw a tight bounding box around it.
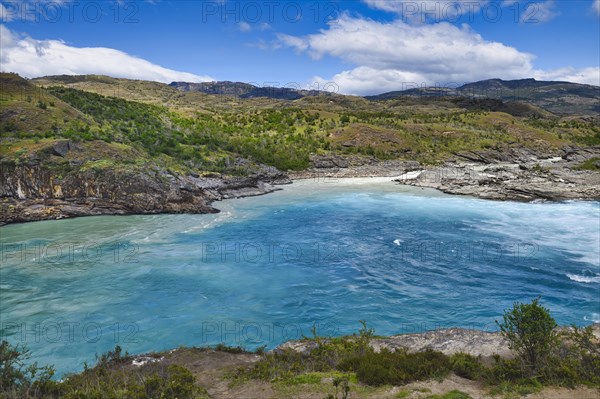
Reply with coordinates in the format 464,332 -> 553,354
0,155 -> 290,225
0,161 -> 218,224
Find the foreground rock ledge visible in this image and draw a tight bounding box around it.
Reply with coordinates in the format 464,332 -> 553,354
276,327 -> 513,359
122,326 -> 600,399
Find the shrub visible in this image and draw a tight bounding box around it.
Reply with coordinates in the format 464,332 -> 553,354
450,353 -> 486,380
424,390 -> 473,399
214,344 -> 247,354
550,325 -> 600,386
496,298 -> 558,376
0,340 -> 55,398
339,348 -> 451,386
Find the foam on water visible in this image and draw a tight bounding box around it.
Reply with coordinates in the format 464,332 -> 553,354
567,274 -> 600,284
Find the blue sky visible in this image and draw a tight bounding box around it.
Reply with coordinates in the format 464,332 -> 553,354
1,0 -> 599,94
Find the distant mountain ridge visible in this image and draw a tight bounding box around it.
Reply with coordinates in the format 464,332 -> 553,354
366,78 -> 600,116
170,78 -> 599,116
31,75 -> 599,117
169,81 -> 328,100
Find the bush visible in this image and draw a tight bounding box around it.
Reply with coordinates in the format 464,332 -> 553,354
0,340 -> 55,398
0,342 -> 208,399
496,298 -> 558,376
424,390 -> 473,399
550,325 -> 600,386
450,353 -> 486,380
339,348 -> 451,386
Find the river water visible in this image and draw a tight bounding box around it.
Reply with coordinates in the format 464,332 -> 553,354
1,177 -> 598,376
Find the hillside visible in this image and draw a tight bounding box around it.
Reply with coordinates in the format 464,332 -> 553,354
366,78 -> 600,117
26,74 -> 600,163
2,72 -> 600,224
0,72 -> 91,135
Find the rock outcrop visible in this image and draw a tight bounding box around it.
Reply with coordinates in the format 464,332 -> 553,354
276,325 -> 600,359
0,141 -> 290,225
395,146 -> 600,202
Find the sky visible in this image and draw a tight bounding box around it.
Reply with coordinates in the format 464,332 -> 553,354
0,0 -> 599,95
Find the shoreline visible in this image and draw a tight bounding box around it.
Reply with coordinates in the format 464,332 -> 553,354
2,146 -> 599,226
290,150 -> 600,202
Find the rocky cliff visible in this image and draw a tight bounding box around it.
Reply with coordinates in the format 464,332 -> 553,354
0,140 -> 289,225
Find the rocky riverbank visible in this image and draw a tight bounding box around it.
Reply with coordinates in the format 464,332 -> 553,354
2,141 -> 599,225
0,140 -> 290,226
394,146 -> 600,202
276,327 -> 513,360
292,146 -> 600,202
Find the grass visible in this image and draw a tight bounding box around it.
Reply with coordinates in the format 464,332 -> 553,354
282,371 -> 357,386
574,157 -> 600,171
424,391 -> 473,399
227,311 -> 600,396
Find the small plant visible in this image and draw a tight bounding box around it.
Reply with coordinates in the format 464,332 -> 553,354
396,389 -> 410,398
214,343 -> 246,354
424,390 -> 473,399
339,348 -> 451,386
356,320 -> 375,351
450,352 -> 486,380
574,157 -> 600,171
530,163 -> 547,174
324,375 -> 350,399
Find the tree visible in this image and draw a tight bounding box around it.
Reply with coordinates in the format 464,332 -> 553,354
496,298 -> 558,376
0,340 -> 55,396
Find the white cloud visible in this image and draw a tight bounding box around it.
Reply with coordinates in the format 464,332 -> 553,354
522,1 -> 558,23
310,67 -> 429,95
238,21 -> 271,33
238,21 -> 252,32
363,0 -> 487,22
277,33 -> 309,52
280,14 -> 598,95
0,25 -> 213,83
281,15 -> 534,94
534,67 -> 600,86
593,0 -> 600,15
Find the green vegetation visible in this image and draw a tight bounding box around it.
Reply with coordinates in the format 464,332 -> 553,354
424,390 -> 473,399
449,353 -> 486,380
230,299 -> 599,396
0,341 -> 55,398
0,343 -> 208,399
497,297 -> 558,376
3,73 -> 600,178
574,157 -> 600,171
